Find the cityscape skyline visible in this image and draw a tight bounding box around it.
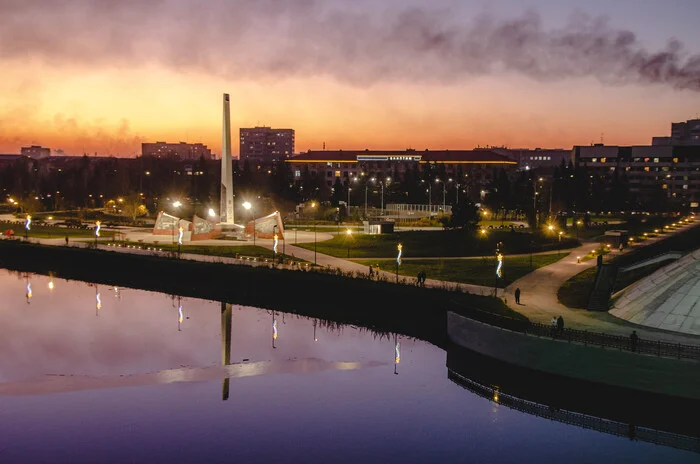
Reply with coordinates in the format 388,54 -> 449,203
1,0 -> 699,156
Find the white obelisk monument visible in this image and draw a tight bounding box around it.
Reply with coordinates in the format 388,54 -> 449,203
220,93 -> 235,225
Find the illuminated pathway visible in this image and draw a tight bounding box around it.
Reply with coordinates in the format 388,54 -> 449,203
502,224 -> 700,344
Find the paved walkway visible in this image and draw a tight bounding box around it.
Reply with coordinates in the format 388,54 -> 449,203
502,222 -> 700,344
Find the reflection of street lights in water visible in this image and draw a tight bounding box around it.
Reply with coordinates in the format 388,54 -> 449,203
313,319 -> 318,342
394,334 -> 400,375
95,287 -> 101,317
272,311 -> 278,349
25,276 -> 32,304
177,296 -> 183,331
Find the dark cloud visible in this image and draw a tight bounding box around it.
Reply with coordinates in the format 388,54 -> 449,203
1,0 -> 699,90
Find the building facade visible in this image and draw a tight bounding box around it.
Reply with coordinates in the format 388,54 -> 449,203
239,127 -> 295,165
21,146 -> 50,159
286,149 -> 516,190
574,144 -> 700,208
492,148 -> 572,171
652,118 -> 700,146
141,142 -> 213,160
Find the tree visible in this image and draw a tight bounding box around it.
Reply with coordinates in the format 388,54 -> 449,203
446,198 -> 480,232
121,192 -> 147,223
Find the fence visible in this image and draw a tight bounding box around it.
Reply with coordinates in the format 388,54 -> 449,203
450,301 -> 700,362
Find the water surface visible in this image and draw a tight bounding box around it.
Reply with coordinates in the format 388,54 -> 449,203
0,270 -> 695,463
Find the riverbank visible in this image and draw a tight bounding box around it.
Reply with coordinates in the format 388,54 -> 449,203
0,240 -> 518,348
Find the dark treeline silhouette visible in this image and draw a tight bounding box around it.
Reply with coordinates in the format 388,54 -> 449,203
0,153 -> 681,221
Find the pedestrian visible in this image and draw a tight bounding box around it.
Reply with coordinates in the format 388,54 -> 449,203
65,236 -> 69,246
551,316 -> 557,328
416,272 -> 421,286
421,270 -> 427,287
514,288 -> 521,305
368,265 -> 374,279
619,242 -> 623,252
557,315 -> 564,333
630,330 -> 639,352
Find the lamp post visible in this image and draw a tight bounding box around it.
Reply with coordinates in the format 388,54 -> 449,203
558,231 -> 563,256
243,201 -> 254,246
24,214 -> 31,241
94,220 -> 101,247
435,178 -> 446,213
172,200 -> 182,245
346,228 -> 352,258
396,243 -> 402,284
364,183 -> 368,219
533,177 -> 543,230
576,220 -> 582,240
494,242 -> 503,298
311,201 -> 317,265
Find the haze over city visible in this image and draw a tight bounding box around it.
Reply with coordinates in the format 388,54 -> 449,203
1,0 -> 700,156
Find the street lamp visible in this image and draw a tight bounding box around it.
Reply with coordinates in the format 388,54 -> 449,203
208,208 -> 216,218
421,180 -> 432,215
558,231 -> 563,256
243,201 -> 254,246
172,200 -> 181,244
396,243 -> 403,283
346,228 -> 353,258
311,201 -> 317,265
435,178 -> 446,213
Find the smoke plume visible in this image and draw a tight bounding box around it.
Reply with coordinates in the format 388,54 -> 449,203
0,0 -> 698,90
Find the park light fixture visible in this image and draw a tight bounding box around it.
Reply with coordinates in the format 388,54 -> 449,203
346,228 -> 352,236
208,208 -> 216,218
48,280 -> 55,291
654,229 -> 659,233
548,224 -> 554,231
243,201 -> 252,211
173,200 -> 182,208
480,228 -> 487,235
496,252 -> 503,278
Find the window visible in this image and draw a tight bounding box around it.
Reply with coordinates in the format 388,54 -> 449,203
294,169 -> 301,178
327,171 -> 332,177
673,158 -> 679,163
662,184 -> 668,189
683,185 -> 689,190
653,158 -> 659,163
591,158 -> 597,163
644,167 -> 650,172
600,157 -> 607,163
335,170 -> 341,177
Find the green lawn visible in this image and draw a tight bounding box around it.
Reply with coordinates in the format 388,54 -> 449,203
355,254 -> 565,286
0,222 -> 99,239
118,243 -> 307,263
557,267 -> 597,309
296,229 -> 579,259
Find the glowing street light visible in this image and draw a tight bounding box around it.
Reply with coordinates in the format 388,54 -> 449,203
396,243 -> 403,283
346,228 -> 353,258
172,200 -> 182,208
48,280 -> 55,291
311,201 -> 317,265
208,208 -> 216,218
243,201 -> 255,246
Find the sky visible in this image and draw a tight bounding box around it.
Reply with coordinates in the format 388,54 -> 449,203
1,0 -> 699,157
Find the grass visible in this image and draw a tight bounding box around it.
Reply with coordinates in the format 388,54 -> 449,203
355,254 -> 565,287
113,242 -> 308,263
0,222 -> 100,239
297,229 -> 579,259
557,267 -> 597,309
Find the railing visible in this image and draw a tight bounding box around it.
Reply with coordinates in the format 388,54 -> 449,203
450,301 -> 700,362
526,323 -> 700,361
448,370 -> 700,454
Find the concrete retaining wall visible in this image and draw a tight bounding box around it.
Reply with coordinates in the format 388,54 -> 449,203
447,312 -> 700,400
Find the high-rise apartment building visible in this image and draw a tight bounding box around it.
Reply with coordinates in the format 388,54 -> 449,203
142,142 -> 213,160
652,118 -> 700,146
239,127 -> 295,164
21,145 -> 50,159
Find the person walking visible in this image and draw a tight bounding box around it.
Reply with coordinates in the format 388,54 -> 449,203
557,315 -> 564,333
65,236 -> 69,246
630,330 -> 639,352
368,265 -> 374,279
514,288 -> 521,305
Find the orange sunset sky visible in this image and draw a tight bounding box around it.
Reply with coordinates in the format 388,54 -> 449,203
1,0 -> 699,157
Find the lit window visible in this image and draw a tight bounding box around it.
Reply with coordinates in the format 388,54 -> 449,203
644,167 -> 650,172
673,158 -> 679,163
335,170 -> 341,177
653,158 -> 659,163
600,157 -> 607,163
662,184 -> 668,189
683,185 -> 689,190
591,158 -> 597,163
644,158 -> 650,162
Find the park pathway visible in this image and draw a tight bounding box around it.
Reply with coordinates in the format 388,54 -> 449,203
503,221 -> 700,344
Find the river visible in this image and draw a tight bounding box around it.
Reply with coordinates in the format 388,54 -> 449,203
0,269 -> 695,463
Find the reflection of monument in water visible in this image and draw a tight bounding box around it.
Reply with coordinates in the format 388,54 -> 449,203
221,302 -> 232,401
